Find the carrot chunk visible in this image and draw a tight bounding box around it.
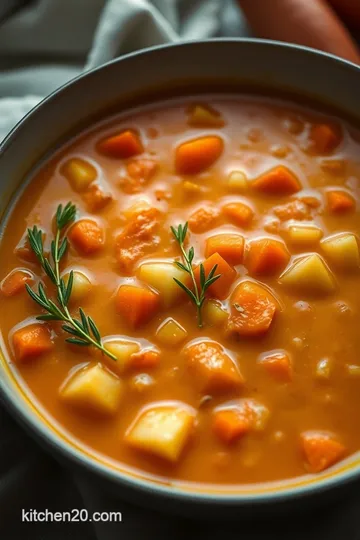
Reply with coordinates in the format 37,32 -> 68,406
130,349 -> 161,369
97,130 -> 143,159
246,238 -> 290,276
252,165 -> 301,195
309,124 -> 341,154
301,431 -> 345,473
222,202 -> 254,228
205,234 -> 245,265
116,207 -> 160,272
82,184 -> 113,212
116,285 -> 160,328
259,350 -> 292,382
185,341 -> 243,394
175,136 -> 224,175
15,236 -> 42,264
213,408 -> 252,444
226,280 -> 278,337
1,269 -> 34,297
68,219 -> 104,255
326,190 -> 355,213
12,324 -> 53,363
188,206 -> 220,234
194,253 -> 237,300
120,159 -> 158,194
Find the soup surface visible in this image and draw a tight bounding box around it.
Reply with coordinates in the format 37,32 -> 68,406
1,95 -> 360,488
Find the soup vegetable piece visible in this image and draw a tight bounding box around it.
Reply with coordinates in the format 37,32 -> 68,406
2,95 -> 360,487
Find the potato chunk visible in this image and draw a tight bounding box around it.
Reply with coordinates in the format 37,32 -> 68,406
227,170 -> 248,192
287,225 -> 323,247
103,339 -> 140,375
156,318 -> 188,346
203,299 -> 228,326
185,340 -> 243,393
63,270 -> 92,303
279,254 -> 336,296
138,262 -> 189,307
61,157 -> 97,192
60,363 -> 123,416
126,402 -> 195,462
321,233 -> 360,272
187,104 -> 224,128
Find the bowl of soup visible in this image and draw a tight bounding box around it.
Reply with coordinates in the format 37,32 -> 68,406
1,39 -> 360,514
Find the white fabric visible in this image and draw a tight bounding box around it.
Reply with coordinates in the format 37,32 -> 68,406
0,0 -> 249,141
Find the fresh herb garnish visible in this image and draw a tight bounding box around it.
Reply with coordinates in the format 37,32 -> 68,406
25,202 -> 116,361
170,222 -> 221,328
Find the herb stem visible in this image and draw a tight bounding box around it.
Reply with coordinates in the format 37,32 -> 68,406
26,202 -> 116,361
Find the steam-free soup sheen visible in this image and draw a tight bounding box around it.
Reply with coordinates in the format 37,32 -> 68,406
1,95 -> 360,487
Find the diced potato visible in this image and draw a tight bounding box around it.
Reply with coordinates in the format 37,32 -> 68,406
138,262 -> 189,307
246,399 -> 270,431
279,254 -> 336,296
63,270 -> 92,303
126,402 -> 195,462
315,357 -> 332,380
227,170 -> 248,192
156,318 -> 188,346
203,299 -> 228,326
321,159 -> 346,176
187,104 -> 224,128
61,157 -> 97,192
287,225 -> 323,247
123,199 -> 151,220
321,233 -> 360,272
185,340 -> 243,394
103,338 -> 140,375
60,363 -> 123,416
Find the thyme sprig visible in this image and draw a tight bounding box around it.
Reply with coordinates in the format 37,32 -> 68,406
25,202 -> 116,361
171,222 -> 221,328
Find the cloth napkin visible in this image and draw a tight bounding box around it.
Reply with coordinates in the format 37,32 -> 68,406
0,1 -> 360,539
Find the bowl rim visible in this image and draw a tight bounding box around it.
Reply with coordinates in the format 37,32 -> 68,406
1,37 -> 360,506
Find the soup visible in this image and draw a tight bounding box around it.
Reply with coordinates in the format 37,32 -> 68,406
1,95 -> 360,487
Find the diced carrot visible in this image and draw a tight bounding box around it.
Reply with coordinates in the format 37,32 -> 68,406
309,124 -> 342,154
1,269 -> 34,297
194,253 -> 237,300
212,407 -> 252,444
326,190 -> 355,213
252,165 -> 301,195
246,238 -> 290,276
188,206 -> 220,234
97,130 -> 143,159
226,280 -> 278,337
274,199 -> 311,221
116,285 -> 160,328
259,350 -> 292,382
175,136 -> 224,175
12,324 -> 53,363
120,159 -> 158,194
116,207 -> 160,272
222,202 -> 254,228
205,234 -> 245,265
130,350 -> 161,369
185,341 -> 243,394
301,431 -> 345,473
68,219 -> 104,255
82,184 -> 113,212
